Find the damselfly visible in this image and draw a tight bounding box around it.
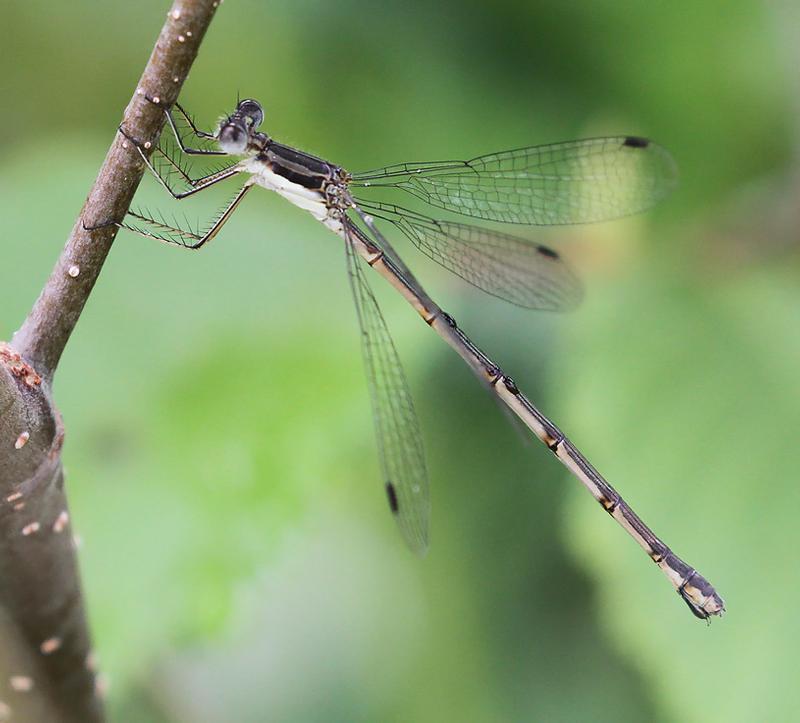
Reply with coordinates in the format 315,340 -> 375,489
99,98 -> 724,619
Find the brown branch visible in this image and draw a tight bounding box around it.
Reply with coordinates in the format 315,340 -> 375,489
0,350 -> 96,723
13,0 -> 221,382
0,1 -> 221,720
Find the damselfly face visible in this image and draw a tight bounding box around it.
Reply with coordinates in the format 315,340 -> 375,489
217,99 -> 266,155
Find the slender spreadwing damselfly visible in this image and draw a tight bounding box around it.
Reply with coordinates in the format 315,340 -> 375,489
91,97 -> 724,620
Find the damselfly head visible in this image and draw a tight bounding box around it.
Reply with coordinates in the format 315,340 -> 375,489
217,99 -> 265,154
236,99 -> 264,128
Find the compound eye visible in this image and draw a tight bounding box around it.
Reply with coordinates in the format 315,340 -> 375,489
237,99 -> 264,128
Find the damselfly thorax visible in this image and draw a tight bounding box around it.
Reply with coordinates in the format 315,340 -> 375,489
242,148 -> 350,234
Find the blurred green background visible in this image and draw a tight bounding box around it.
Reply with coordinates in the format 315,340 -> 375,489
2,1 -> 799,721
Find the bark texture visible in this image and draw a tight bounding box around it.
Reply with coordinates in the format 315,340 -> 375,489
1,1 -> 220,720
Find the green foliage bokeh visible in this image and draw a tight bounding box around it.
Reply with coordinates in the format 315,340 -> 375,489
1,1 -> 798,721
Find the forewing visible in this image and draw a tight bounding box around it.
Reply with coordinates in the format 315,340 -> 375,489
352,136 -> 677,225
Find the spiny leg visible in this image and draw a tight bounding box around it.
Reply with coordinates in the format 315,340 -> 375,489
123,182 -> 253,249
136,95 -> 228,191
118,125 -> 241,199
163,102 -> 228,156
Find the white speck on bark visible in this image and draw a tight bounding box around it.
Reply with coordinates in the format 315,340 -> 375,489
14,431 -> 30,449
53,510 -> 69,533
21,522 -> 40,536
6,492 -> 23,503
40,637 -> 62,655
178,34 -> 186,42
9,676 -> 33,692
94,673 -> 109,698
68,265 -> 80,278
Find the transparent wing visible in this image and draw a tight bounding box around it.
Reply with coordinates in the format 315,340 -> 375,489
355,200 -> 583,310
344,224 -> 430,554
351,136 -> 677,225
